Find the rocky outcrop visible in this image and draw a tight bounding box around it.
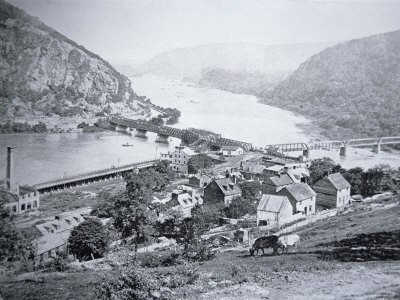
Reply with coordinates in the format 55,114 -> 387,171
0,0 -> 142,119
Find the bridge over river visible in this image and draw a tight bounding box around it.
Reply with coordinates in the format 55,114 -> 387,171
266,136 -> 400,157
33,159 -> 159,194
109,116 -> 253,151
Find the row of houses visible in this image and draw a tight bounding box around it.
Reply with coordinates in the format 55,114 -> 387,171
257,173 -> 351,228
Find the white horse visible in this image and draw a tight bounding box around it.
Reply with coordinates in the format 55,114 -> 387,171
277,234 -> 300,253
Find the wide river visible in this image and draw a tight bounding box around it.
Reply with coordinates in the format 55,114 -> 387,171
1,74 -> 399,185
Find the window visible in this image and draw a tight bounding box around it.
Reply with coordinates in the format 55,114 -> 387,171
309,205 -> 312,212
33,201 -> 37,208
27,203 -> 32,210
21,203 -> 25,211
12,205 -> 16,212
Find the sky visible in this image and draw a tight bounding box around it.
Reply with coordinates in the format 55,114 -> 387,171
8,0 -> 400,64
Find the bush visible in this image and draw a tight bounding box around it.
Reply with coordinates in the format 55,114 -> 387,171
183,240 -> 216,262
96,268 -> 158,300
46,252 -> 69,272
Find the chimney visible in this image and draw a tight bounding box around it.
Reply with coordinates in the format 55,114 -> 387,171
6,147 -> 15,192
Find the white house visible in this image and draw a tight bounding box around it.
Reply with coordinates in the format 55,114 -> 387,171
313,173 -> 351,209
278,183 -> 316,216
257,194 -> 293,228
161,146 -> 196,173
221,146 -> 244,157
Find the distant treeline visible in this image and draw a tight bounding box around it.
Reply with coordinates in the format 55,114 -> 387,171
0,122 -> 47,134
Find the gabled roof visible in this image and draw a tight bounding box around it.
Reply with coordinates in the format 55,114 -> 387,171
257,194 -> 290,213
326,173 -> 351,190
265,165 -> 284,172
214,178 -> 242,196
264,174 -> 294,187
0,189 -> 18,203
280,183 -> 316,202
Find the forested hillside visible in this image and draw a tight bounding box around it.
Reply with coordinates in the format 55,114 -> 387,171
0,0 -> 142,119
266,30 -> 400,139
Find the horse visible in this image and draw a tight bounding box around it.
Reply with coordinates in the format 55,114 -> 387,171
277,234 -> 300,253
249,235 -> 279,256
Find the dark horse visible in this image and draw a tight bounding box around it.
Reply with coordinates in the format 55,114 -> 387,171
249,235 -> 279,256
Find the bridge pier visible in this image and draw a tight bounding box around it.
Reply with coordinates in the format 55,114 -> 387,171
372,143 -> 381,153
134,128 -> 148,138
302,149 -> 310,159
156,133 -> 169,143
339,146 -> 347,156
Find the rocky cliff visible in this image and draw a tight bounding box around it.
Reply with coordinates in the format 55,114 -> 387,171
0,0 -> 142,119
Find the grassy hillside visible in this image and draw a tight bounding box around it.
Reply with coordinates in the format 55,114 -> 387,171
2,197 -> 399,299
266,30 -> 400,139
0,0 -> 142,119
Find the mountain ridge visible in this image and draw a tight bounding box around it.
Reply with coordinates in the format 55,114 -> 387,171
266,29 -> 400,139
0,0 -> 143,119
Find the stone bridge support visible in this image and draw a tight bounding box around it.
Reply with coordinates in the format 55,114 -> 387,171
302,149 -> 310,159
339,142 -> 348,156
134,128 -> 147,138
372,138 -> 382,153
156,133 -> 169,143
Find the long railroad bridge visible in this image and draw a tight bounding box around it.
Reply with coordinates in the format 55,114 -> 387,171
266,136 -> 400,157
33,159 -> 159,194
109,116 -> 253,151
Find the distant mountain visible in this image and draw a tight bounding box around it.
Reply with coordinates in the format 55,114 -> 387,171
0,0 -> 143,119
134,42 -> 335,80
266,30 -> 400,139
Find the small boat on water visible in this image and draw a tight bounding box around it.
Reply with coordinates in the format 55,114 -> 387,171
122,143 -> 134,147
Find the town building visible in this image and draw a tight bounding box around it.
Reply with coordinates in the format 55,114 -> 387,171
256,194 -> 293,228
313,173 -> 351,209
168,188 -> 202,217
262,174 -> 294,194
221,146 -> 244,156
0,147 -> 40,214
160,146 -> 196,173
188,172 -> 213,188
203,178 -> 242,206
278,183 -> 316,216
34,210 -> 88,263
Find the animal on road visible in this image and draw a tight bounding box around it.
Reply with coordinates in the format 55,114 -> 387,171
250,235 -> 279,256
277,234 -> 300,253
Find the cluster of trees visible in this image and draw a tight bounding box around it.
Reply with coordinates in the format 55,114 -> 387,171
0,122 -> 47,134
187,154 -> 220,174
309,157 -> 397,197
91,161 -> 176,254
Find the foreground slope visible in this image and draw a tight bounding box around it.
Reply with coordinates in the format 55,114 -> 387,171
267,30 -> 400,139
0,0 -> 142,119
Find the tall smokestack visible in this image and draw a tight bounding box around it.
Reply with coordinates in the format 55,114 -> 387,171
6,147 -> 15,192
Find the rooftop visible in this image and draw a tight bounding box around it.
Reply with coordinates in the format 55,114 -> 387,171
258,194 -> 290,213
214,178 -> 242,196
281,183 -> 316,202
264,174 -> 294,187
222,146 -> 243,151
325,173 -> 351,190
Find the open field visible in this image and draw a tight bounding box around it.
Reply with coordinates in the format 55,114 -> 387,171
1,198 -> 399,299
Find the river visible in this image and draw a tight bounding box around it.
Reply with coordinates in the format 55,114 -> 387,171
0,74 -> 399,185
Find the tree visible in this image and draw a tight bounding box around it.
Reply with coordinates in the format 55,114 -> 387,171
309,157 -> 340,185
188,154 -> 217,174
0,198 -> 33,264
239,181 -> 262,201
361,165 -> 392,197
224,196 -> 256,219
341,167 -> 364,195
68,219 -> 108,261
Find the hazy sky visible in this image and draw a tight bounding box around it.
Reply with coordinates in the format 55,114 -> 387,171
8,0 -> 400,63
